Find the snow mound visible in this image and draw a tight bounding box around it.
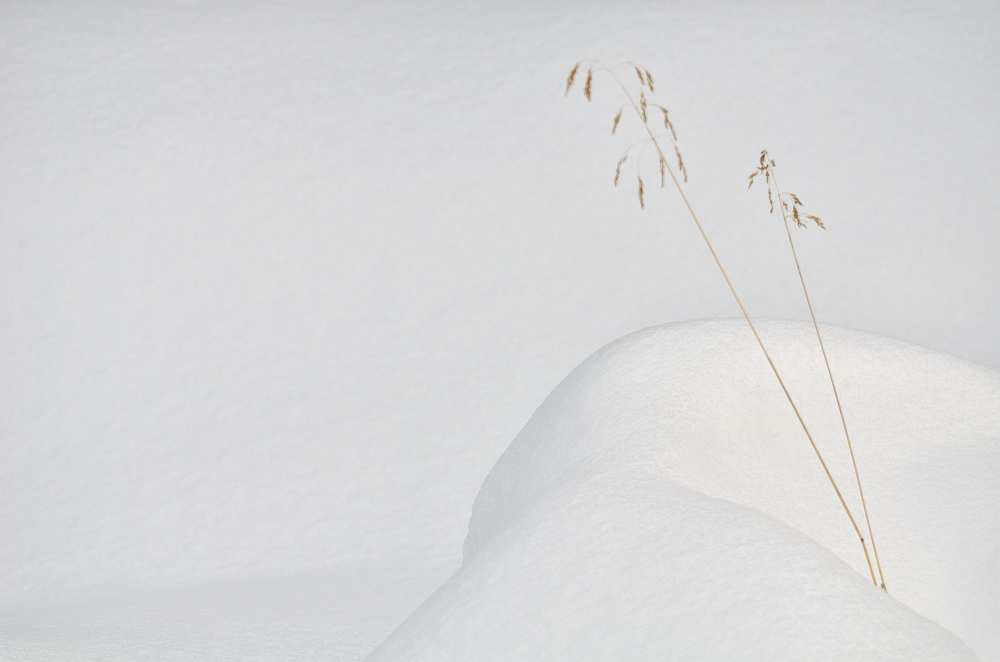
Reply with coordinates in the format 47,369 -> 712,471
370,320 -> 1000,661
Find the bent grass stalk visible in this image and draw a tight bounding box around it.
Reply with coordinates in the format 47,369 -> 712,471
566,61 -> 876,584
750,152 -> 887,590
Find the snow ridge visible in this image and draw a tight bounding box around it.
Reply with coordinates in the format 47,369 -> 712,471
372,320 -> 1000,660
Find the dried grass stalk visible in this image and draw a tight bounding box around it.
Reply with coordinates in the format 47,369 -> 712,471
564,61 -> 879,591
750,149 -> 886,590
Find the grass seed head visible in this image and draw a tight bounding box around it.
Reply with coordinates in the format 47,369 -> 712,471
658,106 -> 676,139
584,68 -> 593,101
674,145 -> 688,183
565,63 -> 580,96
612,108 -> 623,134
614,154 -> 628,187
792,205 -> 804,227
806,214 -> 826,229
751,151 -> 827,230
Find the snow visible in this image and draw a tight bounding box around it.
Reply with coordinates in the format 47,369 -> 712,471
3,1 -> 1000,660
0,567 -> 438,662
373,321 -> 999,660
372,477 -> 973,661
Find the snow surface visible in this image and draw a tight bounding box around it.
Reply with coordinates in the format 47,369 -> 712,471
4,1 -> 1000,660
372,321 -> 999,660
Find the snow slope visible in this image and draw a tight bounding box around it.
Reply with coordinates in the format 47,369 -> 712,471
372,321 -> 1000,660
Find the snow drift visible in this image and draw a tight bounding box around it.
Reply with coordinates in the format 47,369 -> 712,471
370,320 -> 1000,661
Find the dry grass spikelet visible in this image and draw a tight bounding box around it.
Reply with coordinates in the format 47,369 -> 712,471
792,205 -> 804,227
613,153 -> 628,187
644,68 -> 655,92
611,108 -> 623,134
564,62 -> 580,96
658,106 -> 678,142
674,145 -> 688,183
638,175 -> 646,209
639,91 -> 648,123
584,68 -> 593,101
758,150 -> 776,170
659,156 -> 667,188
807,214 -> 826,229
635,65 -> 646,87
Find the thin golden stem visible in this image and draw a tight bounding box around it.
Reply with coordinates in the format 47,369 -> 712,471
770,170 -> 887,591
604,72 -> 873,580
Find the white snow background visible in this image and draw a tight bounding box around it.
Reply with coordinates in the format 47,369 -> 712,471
2,1 -> 999,660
